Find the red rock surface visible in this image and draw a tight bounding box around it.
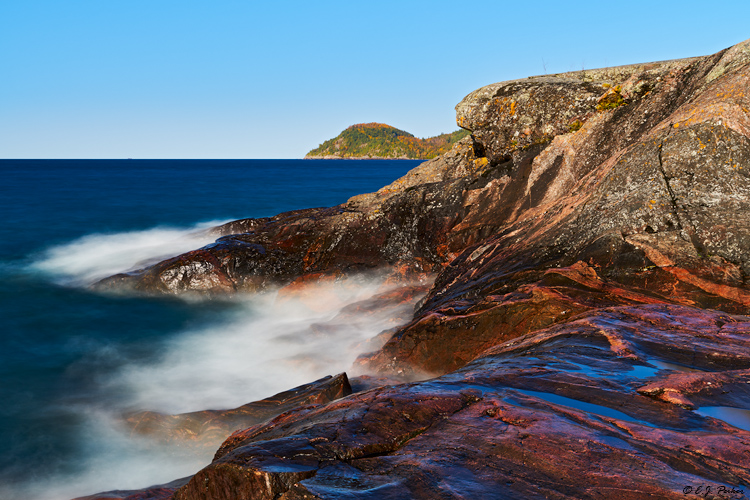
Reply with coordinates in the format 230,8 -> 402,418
171,305 -> 750,500
86,39 -> 750,499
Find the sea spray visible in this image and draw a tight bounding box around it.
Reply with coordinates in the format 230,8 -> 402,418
28,221 -> 228,285
108,274 -> 416,414
0,158 -> 419,500
19,239 -> 425,499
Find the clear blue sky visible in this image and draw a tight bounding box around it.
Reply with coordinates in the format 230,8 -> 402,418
1,1 -> 748,159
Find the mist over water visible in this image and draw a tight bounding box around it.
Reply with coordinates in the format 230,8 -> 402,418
0,159 -> 420,500
29,222 -> 227,285
113,278 -> 405,415
13,268 -> 404,500
23,236 -> 408,500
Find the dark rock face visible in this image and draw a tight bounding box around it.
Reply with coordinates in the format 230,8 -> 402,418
86,39 -> 750,500
95,195 -> 460,294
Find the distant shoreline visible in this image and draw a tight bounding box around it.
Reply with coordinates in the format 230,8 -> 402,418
303,155 -> 426,160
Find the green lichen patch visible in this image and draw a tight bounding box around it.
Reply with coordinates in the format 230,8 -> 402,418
596,86 -> 626,111
568,120 -> 583,133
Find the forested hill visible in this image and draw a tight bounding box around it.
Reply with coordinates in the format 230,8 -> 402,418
305,123 -> 470,159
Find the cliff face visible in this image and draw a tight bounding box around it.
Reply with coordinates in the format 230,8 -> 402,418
359,45 -> 750,378
88,39 -> 750,500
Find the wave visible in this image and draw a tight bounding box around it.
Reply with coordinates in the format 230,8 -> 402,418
11,274 -> 419,500
110,276 -> 406,413
28,221 -> 228,285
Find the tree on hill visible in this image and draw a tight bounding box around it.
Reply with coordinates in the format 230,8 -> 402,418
306,123 -> 469,159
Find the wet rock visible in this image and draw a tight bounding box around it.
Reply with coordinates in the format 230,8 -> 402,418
171,305 -> 750,500
94,186 -> 466,295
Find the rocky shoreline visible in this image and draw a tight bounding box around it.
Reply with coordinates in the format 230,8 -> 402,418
83,39 -> 750,499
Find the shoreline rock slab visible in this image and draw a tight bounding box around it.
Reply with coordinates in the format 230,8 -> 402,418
84,39 -> 750,500
170,305 -> 750,500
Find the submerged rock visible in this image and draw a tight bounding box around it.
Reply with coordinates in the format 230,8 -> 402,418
124,374 -> 352,455
87,39 -> 750,499
72,477 -> 191,500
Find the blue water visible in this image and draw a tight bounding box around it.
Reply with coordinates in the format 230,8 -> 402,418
509,389 -> 650,425
0,159 -> 420,499
696,406 -> 750,432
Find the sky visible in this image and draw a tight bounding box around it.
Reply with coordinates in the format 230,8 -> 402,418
1,1 -> 749,159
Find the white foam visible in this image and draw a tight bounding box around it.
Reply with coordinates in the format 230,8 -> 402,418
16,412 -> 205,500
18,275 -> 421,499
111,276 -> 407,413
29,221 -> 227,285
20,222 -> 426,498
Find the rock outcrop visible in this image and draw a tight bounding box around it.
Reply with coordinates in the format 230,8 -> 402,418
87,39 -> 750,500
174,305 -> 750,500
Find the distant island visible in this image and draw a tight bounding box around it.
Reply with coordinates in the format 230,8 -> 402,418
304,122 -> 470,159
